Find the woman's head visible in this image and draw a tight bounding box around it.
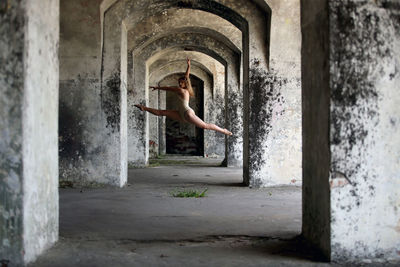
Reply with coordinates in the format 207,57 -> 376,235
178,77 -> 187,88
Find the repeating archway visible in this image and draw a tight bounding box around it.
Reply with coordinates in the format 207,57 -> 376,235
149,61 -> 215,156
100,0 -> 278,188
127,32 -> 241,168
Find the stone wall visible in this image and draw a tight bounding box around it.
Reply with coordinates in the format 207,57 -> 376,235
302,0 -> 400,262
246,0 -> 302,187
329,0 -> 400,262
59,0 -> 127,187
0,1 -> 25,264
0,0 -> 59,264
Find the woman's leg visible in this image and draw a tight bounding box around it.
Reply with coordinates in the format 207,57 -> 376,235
135,104 -> 183,122
184,110 -> 232,135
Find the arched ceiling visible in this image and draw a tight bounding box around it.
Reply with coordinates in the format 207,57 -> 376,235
105,0 -> 248,30
100,0 -> 252,64
139,32 -> 240,67
126,8 -> 241,51
130,26 -> 241,54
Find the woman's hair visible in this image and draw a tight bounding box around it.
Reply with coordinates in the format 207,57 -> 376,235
179,77 -> 195,98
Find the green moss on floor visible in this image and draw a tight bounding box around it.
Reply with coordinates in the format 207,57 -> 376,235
171,188 -> 208,198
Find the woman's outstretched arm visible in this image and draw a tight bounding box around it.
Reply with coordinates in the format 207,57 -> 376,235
150,86 -> 181,92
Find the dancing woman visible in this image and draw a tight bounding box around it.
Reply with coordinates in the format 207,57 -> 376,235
135,58 -> 232,136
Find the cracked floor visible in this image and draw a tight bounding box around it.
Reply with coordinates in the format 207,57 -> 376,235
31,157 -> 337,266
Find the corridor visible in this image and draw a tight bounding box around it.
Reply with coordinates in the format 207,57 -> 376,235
28,158 -> 330,266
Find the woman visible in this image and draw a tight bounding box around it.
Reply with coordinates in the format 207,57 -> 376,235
135,58 -> 232,136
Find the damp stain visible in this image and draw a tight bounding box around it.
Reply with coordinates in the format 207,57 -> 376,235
102,71 -> 121,131
330,0 -> 395,181
249,59 -> 287,186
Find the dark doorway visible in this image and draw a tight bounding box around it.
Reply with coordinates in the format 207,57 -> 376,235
163,74 -> 204,155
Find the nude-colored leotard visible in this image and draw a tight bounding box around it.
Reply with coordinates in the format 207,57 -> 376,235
177,96 -> 193,122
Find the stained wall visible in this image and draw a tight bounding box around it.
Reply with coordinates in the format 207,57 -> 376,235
302,0 -> 400,262
0,0 -> 59,264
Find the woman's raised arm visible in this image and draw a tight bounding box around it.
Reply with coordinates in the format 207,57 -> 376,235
185,58 -> 191,79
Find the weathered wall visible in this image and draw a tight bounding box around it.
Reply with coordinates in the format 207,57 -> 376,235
59,0 -> 100,182
60,0 -> 126,186
23,0 -> 59,263
329,0 -> 400,262
302,0 -> 400,262
148,81 -> 159,158
247,0 -> 302,187
1,0 -> 59,264
158,90 -> 167,155
0,1 -> 25,264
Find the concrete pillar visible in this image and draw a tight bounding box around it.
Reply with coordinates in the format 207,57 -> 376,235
0,0 -> 59,264
148,83 -> 159,158
158,90 -> 167,155
245,0 -> 302,187
127,51 -> 148,166
98,12 -> 128,186
302,0 -> 400,262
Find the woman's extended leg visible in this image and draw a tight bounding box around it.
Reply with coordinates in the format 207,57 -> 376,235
134,104 -> 183,122
184,110 -> 232,136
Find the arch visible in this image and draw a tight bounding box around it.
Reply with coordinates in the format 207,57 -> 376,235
126,8 -> 242,52
127,31 -> 242,168
148,50 -> 225,100
150,60 -> 213,91
131,26 -> 241,55
149,55 -> 225,157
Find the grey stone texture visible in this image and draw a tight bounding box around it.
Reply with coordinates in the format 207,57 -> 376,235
1,0 -> 59,265
302,0 -> 400,262
329,0 -> 400,262
1,1 -> 25,264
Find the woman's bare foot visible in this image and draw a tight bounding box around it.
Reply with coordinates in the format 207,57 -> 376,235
224,129 -> 233,136
134,104 -> 146,111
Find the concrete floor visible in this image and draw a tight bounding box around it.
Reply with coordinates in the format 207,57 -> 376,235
30,157 -> 377,266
